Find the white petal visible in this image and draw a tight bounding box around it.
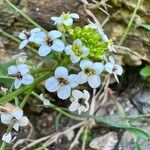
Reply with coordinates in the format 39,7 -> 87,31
22,74 -> 34,85
63,18 -> 73,26
113,73 -> 119,83
14,79 -> 22,89
81,46 -> 89,57
80,60 -> 93,70
108,45 -> 117,52
51,16 -> 58,21
54,17 -> 63,25
57,85 -> 71,100
92,62 -> 104,74
65,45 -> 73,55
69,101 -> 78,112
30,28 -> 41,33
45,77 -> 59,92
83,90 -> 90,101
8,65 -> 17,75
73,39 -> 82,47
77,71 -> 88,84
68,74 -> 79,88
1,113 -> 13,124
88,75 -> 101,88
114,64 -> 123,75
105,62 -> 114,74
38,45 -> 51,56
19,40 -> 29,49
70,13 -> 79,19
31,32 -> 47,44
108,56 -> 115,64
18,116 -> 29,126
78,101 -> 89,114
70,55 -> 80,63
55,66 -> 68,78
13,123 -> 19,131
2,133 -> 12,143
51,39 -> 65,52
11,108 -> 23,120
18,33 -> 26,40
72,90 -> 83,100
17,64 -> 29,75
48,30 -> 62,40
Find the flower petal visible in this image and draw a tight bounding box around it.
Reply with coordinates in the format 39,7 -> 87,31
51,16 -> 58,21
69,101 -> 78,112
13,123 -> 19,131
22,74 -> 34,85
14,79 -> 22,89
45,76 -> 59,92
105,62 -> 114,74
63,18 -> 73,26
30,28 -> 41,33
18,116 -> 29,126
18,33 -> 26,40
78,101 -> 89,114
1,113 -> 13,124
70,55 -> 80,63
48,30 -> 62,40
51,39 -> 65,52
114,64 -> 123,75
11,108 -> 23,120
80,60 -> 93,70
72,90 -> 83,100
38,45 -> 51,57
70,13 -> 79,19
55,66 -> 68,78
77,71 -> 88,84
73,39 -> 82,47
92,62 -> 104,74
81,46 -> 89,57
65,45 -> 73,55
2,132 -> 12,143
68,74 -> 78,88
8,66 -> 17,75
57,85 -> 71,100
19,40 -> 29,49
83,90 -> 90,101
17,64 -> 29,75
108,56 -> 115,64
88,75 -> 101,88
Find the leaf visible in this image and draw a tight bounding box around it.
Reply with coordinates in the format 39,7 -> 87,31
140,66 -> 150,77
140,24 -> 150,31
116,101 -> 126,118
134,139 -> 141,150
128,128 -> 150,141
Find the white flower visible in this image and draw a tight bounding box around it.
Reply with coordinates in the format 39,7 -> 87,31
2,132 -> 12,143
8,64 -> 34,89
78,60 -> 104,88
1,108 -> 29,132
69,90 -> 90,114
45,66 -> 79,100
105,56 -> 123,83
86,21 -> 116,52
39,94 -> 50,107
1,87 -> 8,94
19,28 -> 42,49
65,39 -> 89,63
36,30 -> 65,56
51,12 -> 79,26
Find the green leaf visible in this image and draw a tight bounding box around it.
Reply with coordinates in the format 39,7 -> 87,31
134,139 -> 141,150
140,66 -> 150,77
140,24 -> 150,31
128,128 -> 150,141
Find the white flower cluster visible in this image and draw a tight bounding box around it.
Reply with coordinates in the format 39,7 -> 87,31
1,108 -> 29,143
7,12 -> 123,115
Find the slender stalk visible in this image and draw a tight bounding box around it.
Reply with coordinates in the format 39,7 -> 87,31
0,142 -> 6,150
4,0 -> 47,33
119,0 -> 141,45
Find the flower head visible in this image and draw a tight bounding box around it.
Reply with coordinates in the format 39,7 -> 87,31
8,64 -> 34,89
2,132 -> 12,143
19,28 -> 42,49
105,56 -> 123,82
51,12 -> 79,26
45,66 -> 79,100
1,108 -> 29,132
39,94 -> 50,107
69,90 -> 90,114
36,30 -> 65,56
65,39 -> 89,63
78,60 -> 104,88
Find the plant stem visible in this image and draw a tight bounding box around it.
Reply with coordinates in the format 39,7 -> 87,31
119,0 -> 141,45
0,142 -> 6,150
31,91 -> 83,121
4,0 -> 47,33
0,28 -> 37,54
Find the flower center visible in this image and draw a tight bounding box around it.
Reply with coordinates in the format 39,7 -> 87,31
58,78 -> 68,86
11,72 -> 22,79
61,12 -> 70,20
84,68 -> 95,76
72,44 -> 82,56
78,98 -> 87,108
23,31 -> 31,39
45,37 -> 53,46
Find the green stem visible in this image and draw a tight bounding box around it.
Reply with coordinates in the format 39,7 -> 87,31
31,91 -> 83,121
0,28 -> 37,54
119,0 -> 141,45
0,142 -> 6,150
4,0 -> 47,33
